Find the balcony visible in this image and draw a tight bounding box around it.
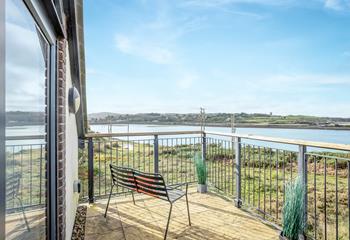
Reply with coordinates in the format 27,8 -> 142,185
6,130 -> 350,239
82,187 -> 277,240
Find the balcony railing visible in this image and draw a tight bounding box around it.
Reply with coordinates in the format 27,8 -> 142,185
81,130 -> 350,240
5,140 -> 46,211
5,130 -> 350,239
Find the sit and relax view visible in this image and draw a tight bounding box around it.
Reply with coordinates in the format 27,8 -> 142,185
1,0 -> 350,239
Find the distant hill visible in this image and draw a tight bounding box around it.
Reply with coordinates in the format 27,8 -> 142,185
88,112 -> 121,119
6,111 -> 44,126
6,111 -> 350,129
88,112 -> 350,130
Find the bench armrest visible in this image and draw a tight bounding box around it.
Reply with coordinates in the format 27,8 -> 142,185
167,182 -> 189,191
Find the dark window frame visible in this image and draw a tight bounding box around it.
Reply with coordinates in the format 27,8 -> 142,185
0,0 -> 5,238
0,0 -> 64,239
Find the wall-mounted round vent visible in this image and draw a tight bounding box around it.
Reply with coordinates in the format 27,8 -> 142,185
69,87 -> 81,114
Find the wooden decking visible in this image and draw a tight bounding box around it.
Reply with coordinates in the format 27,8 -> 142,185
84,188 -> 278,239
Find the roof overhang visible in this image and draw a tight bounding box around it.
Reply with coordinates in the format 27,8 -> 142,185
42,0 -> 65,37
64,0 -> 87,138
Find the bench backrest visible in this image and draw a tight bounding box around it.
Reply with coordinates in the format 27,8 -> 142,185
6,172 -> 21,201
133,170 -> 168,201
110,164 -> 168,201
110,165 -> 137,191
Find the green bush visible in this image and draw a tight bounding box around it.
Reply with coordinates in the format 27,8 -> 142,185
195,153 -> 207,185
282,177 -> 305,240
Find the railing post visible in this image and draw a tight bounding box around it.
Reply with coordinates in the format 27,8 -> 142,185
202,132 -> 206,162
88,137 -> 94,203
234,137 -> 242,208
154,135 -> 159,173
298,145 -> 307,226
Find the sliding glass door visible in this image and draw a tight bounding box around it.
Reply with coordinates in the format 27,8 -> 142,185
5,1 -> 49,239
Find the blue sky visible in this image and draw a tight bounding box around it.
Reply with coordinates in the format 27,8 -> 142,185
84,0 -> 350,117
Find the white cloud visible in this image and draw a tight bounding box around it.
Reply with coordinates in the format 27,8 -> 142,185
115,34 -> 174,64
6,0 -> 28,26
6,21 -> 47,111
324,0 -> 350,10
325,0 -> 342,10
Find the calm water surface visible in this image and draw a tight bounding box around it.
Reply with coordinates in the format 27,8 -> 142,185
90,124 -> 350,151
6,124 -> 350,151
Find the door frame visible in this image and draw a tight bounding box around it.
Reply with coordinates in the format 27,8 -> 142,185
0,0 -> 5,238
0,0 -> 64,239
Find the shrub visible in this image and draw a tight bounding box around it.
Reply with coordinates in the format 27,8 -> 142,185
282,177 -> 306,240
195,153 -> 207,185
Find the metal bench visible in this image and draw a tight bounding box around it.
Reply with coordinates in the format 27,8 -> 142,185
105,164 -> 191,240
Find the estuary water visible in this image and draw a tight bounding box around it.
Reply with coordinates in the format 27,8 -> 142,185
90,124 -> 350,151
6,124 -> 350,151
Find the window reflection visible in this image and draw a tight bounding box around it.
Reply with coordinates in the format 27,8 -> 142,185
5,1 -> 48,239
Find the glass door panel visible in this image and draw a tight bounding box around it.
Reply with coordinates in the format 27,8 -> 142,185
5,1 -> 48,239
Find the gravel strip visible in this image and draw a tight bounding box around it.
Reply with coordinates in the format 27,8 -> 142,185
71,205 -> 87,240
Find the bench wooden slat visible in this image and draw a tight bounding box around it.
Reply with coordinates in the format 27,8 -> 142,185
133,171 -> 164,181
133,176 -> 165,186
134,178 -> 167,192
112,175 -> 134,183
110,165 -> 133,172
136,186 -> 168,198
112,176 -> 135,186
112,171 -> 134,181
110,165 -> 136,191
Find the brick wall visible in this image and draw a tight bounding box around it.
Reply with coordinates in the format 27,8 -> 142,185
57,38 -> 67,240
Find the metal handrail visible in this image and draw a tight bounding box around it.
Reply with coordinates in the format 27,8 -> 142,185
85,130 -> 203,138
85,130 -> 350,151
6,135 -> 45,141
205,131 -> 350,151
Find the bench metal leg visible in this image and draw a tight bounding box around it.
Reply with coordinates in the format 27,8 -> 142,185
185,192 -> 191,226
164,203 -> 173,240
17,197 -> 30,231
131,191 -> 136,205
104,185 -> 114,218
